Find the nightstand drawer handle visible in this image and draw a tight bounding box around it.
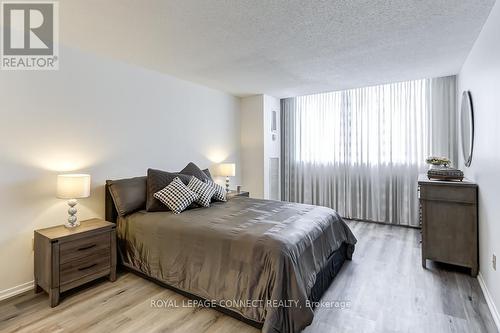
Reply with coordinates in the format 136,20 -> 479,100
78,263 -> 97,271
77,244 -> 96,251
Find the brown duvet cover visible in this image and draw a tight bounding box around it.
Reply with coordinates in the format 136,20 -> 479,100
117,197 -> 356,333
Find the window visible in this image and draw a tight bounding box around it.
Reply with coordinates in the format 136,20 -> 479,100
282,77 -> 457,226
293,79 -> 428,166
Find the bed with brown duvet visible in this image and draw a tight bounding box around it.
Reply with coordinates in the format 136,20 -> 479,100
106,178 -> 356,333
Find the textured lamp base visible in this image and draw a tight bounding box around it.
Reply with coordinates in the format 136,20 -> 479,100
64,199 -> 80,228
225,177 -> 230,192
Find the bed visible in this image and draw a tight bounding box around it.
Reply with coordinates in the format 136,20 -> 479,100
105,179 -> 356,333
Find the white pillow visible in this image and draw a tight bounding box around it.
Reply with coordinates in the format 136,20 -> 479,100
153,177 -> 199,214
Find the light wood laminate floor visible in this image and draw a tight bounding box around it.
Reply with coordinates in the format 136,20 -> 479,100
0,221 -> 497,333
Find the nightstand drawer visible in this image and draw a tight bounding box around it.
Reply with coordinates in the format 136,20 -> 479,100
227,191 -> 249,199
60,232 -> 110,264
60,253 -> 111,285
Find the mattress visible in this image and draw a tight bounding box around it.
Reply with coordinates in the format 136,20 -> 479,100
117,197 -> 357,333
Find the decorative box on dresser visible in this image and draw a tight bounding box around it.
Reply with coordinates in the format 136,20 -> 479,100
418,174 -> 478,276
34,218 -> 116,307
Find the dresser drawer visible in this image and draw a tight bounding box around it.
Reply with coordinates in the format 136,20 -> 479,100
60,232 -> 110,264
60,253 -> 111,285
419,184 -> 476,204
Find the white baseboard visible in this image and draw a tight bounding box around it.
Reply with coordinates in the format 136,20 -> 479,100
478,272 -> 500,332
0,281 -> 34,302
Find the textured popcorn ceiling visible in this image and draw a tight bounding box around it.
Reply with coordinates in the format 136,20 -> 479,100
61,0 -> 495,98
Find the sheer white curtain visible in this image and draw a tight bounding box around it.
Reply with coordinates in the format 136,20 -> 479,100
282,76 -> 456,226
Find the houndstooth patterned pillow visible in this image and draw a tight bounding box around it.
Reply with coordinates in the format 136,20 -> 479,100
206,180 -> 227,202
153,177 -> 199,214
187,176 -> 217,207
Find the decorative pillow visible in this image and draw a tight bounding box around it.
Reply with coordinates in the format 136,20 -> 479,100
187,176 -> 217,207
180,162 -> 210,182
146,168 -> 191,212
207,180 -> 227,202
202,168 -> 213,181
153,177 -> 199,214
106,176 -> 147,216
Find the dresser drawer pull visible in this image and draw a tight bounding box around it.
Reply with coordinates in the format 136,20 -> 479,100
77,244 -> 97,251
78,263 -> 97,271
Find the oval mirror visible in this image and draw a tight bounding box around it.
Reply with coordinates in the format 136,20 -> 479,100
460,91 -> 474,167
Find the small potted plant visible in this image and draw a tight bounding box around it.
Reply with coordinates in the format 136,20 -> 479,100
425,156 -> 451,169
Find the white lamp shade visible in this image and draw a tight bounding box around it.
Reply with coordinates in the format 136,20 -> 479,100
217,163 -> 236,177
57,174 -> 91,199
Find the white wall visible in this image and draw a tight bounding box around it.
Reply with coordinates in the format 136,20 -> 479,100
0,46 -> 241,296
240,95 -> 280,199
458,0 -> 500,326
240,95 -> 264,198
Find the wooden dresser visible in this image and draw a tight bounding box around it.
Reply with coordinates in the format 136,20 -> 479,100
34,219 -> 116,307
418,174 -> 478,276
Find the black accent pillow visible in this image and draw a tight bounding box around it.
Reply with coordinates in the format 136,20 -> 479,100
146,168 -> 191,212
107,176 -> 147,216
202,168 -> 213,181
180,162 -> 210,182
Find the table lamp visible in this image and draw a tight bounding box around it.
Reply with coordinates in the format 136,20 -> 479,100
217,163 -> 235,192
57,174 -> 91,228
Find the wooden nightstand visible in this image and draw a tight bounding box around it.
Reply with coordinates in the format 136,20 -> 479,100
227,190 -> 249,199
34,218 -> 116,307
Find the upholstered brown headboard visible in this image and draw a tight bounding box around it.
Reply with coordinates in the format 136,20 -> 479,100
105,176 -> 148,223
105,182 -> 119,223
